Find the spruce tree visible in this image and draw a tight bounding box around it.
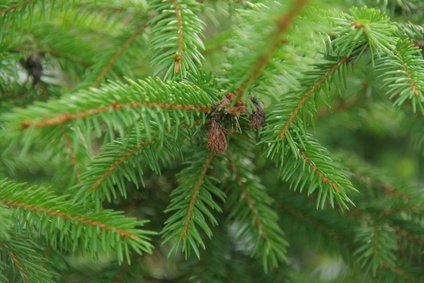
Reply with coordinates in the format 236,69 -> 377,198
0,0 -> 423,282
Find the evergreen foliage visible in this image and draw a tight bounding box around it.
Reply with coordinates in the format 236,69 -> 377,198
0,0 -> 423,282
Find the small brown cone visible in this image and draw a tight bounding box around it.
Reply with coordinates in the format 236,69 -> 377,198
249,103 -> 266,129
207,120 -> 228,154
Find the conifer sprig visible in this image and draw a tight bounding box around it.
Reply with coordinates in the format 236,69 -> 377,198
162,151 -> 225,258
77,123 -> 183,206
276,56 -> 351,141
260,56 -> 356,209
376,40 -> 424,112
0,179 -> 155,263
3,78 -> 213,144
0,0 -> 423,281
227,156 -> 287,272
278,135 -> 356,209
354,222 -> 398,275
333,7 -> 397,57
150,0 -> 205,79
0,234 -> 57,283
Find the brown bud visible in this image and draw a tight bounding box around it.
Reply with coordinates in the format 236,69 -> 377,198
207,120 -> 227,154
249,99 -> 266,129
21,54 -> 42,86
415,40 -> 424,52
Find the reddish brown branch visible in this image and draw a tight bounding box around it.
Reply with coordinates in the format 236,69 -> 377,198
299,150 -> 340,193
233,0 -> 309,103
181,154 -> 214,239
90,140 -> 150,190
21,101 -> 211,129
93,25 -> 146,87
279,57 -> 349,139
0,200 -> 139,240
400,61 -> 421,97
172,0 -> 184,73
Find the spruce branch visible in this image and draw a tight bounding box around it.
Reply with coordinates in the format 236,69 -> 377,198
77,123 -> 184,206
376,40 -> 424,112
4,78 -> 213,142
277,56 -> 350,140
0,234 -> 57,283
0,0 -> 423,281
0,0 -> 87,36
354,222 -> 398,276
0,179 -> 155,263
265,134 -> 356,209
181,154 -> 214,239
150,0 -> 205,79
276,190 -> 423,283
232,0 -> 309,104
176,224 -> 250,283
22,101 -> 209,128
332,7 -> 397,57
227,156 -> 288,273
259,52 -> 357,165
173,0 -> 184,73
162,151 -> 225,258
1,243 -> 29,283
260,56 -> 357,209
396,23 -> 424,46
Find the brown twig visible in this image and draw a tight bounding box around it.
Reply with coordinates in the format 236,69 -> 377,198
171,0 -> 184,74
233,0 -> 309,104
21,101 -> 211,129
